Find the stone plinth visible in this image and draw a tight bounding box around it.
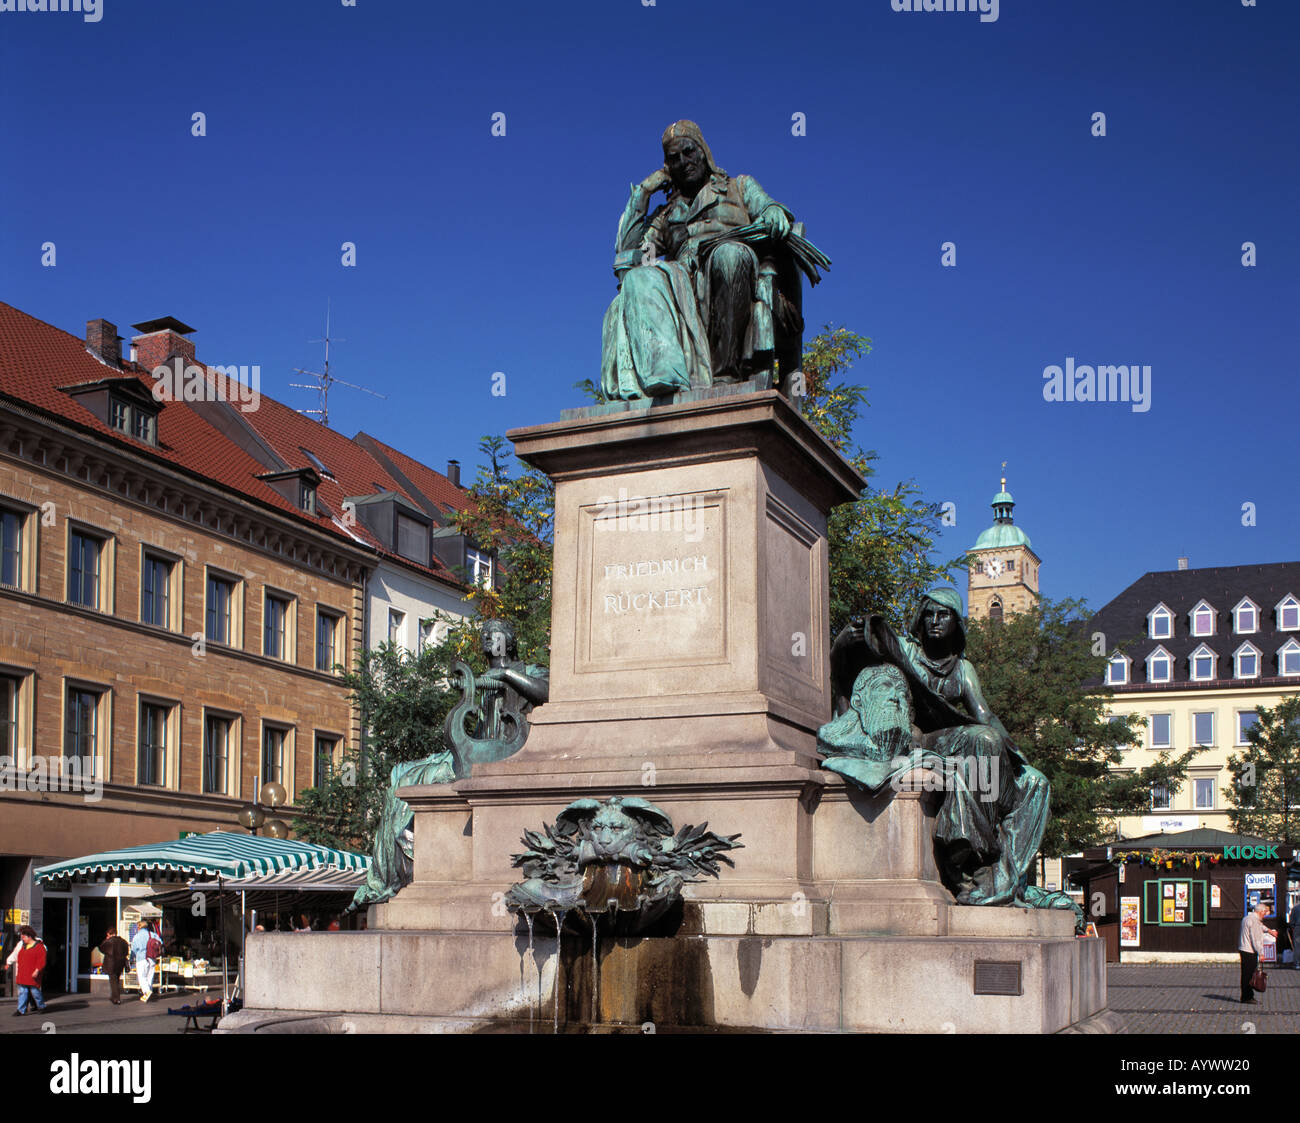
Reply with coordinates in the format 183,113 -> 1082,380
228,389 -> 1117,1034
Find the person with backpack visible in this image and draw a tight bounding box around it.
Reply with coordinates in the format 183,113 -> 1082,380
130,921 -> 162,1003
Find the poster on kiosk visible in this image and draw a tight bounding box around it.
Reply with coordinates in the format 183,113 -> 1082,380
1245,873 -> 1277,964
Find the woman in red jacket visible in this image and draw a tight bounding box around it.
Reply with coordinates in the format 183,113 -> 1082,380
13,926 -> 47,1016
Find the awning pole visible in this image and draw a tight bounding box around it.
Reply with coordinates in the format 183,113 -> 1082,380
219,874 -> 229,1016
239,890 -> 246,1006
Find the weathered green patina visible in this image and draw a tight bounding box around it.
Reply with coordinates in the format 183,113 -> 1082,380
347,620 -> 549,912
824,589 -> 1081,925
505,797 -> 742,934
601,120 -> 827,401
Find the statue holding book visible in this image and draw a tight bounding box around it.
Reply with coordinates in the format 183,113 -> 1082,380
600,120 -> 830,401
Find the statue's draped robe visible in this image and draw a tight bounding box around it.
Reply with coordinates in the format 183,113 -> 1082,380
348,664 -> 546,912
601,173 -> 790,400
826,614 -> 1071,916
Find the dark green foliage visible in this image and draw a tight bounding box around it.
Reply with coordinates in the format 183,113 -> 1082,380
964,598 -> 1199,857
1226,696 -> 1300,844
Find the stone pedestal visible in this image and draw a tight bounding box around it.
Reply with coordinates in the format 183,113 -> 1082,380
227,390 -> 1117,1034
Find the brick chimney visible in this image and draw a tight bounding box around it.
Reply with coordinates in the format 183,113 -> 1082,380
447,459 -> 461,487
85,319 -> 121,367
131,317 -> 197,373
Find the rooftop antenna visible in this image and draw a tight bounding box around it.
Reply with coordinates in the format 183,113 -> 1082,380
291,300 -> 386,427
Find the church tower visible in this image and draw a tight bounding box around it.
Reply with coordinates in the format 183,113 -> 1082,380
967,473 -> 1040,621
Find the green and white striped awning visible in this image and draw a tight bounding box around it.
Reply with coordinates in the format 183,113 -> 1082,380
33,831 -> 370,885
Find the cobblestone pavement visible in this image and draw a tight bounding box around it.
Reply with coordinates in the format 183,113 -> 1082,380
0,991 -> 219,1035
3,965 -> 1298,1035
1109,963 -> 1300,1034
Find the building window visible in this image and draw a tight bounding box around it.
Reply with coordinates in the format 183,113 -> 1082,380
261,725 -> 287,787
207,574 -> 235,645
0,673 -> 18,762
299,480 -> 317,515
1146,646 -> 1172,684
1148,605 -> 1173,640
138,702 -> 169,786
1005,559 -> 1015,572
1192,711 -> 1215,747
1105,653 -> 1128,685
316,609 -> 341,672
988,599 -> 1004,623
1279,639 -> 1300,676
1278,595 -> 1300,631
467,547 -> 493,589
1233,642 -> 1260,679
1193,778 -> 1215,810
1237,711 -> 1258,746
1190,601 -> 1215,637
107,393 -> 158,446
1189,644 -> 1217,682
396,512 -> 428,564
141,553 -> 173,629
1151,782 -> 1173,811
64,686 -> 102,775
388,608 -> 405,647
1234,598 -> 1258,634
68,529 -> 103,608
1,507 -> 24,589
1150,713 -> 1172,749
264,593 -> 292,660
313,734 -> 339,789
203,715 -> 231,795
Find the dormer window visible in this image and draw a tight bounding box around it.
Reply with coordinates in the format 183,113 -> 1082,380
106,389 -> 158,444
1106,653 -> 1130,686
1148,604 -> 1173,640
1234,642 -> 1261,679
1277,595 -> 1300,632
467,546 -> 493,589
1147,645 -> 1173,684
1233,598 -> 1259,634
1279,638 -> 1300,677
1189,643 -> 1217,682
259,468 -> 322,517
1190,600 -> 1215,637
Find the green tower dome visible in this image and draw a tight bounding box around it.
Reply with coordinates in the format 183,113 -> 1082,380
972,476 -> 1032,550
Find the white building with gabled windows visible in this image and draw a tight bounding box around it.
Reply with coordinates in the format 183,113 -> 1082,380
1088,560 -> 1300,840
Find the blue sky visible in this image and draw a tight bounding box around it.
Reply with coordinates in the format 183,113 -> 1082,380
2,0 -> 1296,612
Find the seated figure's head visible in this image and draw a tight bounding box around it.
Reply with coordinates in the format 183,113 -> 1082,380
661,120 -> 724,194
849,665 -> 915,760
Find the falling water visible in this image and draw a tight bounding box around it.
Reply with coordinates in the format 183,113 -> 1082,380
524,911 -> 536,1034
590,910 -> 600,1026
551,908 -> 568,1034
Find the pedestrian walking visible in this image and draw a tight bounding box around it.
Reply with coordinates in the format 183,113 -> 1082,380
99,926 -> 129,1005
130,920 -> 161,1002
1288,899 -> 1300,970
13,926 -> 47,1016
1238,901 -> 1274,1004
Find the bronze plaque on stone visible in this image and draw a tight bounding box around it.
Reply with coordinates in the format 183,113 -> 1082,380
576,488 -> 727,672
973,960 -> 1023,996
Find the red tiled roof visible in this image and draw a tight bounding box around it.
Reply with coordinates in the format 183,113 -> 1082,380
0,302 -> 464,587
354,433 -> 470,518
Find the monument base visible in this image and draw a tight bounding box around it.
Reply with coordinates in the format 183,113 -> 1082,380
222,924 -> 1110,1034
226,783 -> 1116,1034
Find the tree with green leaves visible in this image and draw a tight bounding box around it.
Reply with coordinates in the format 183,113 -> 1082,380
291,634 -> 473,850
294,437 -> 553,850
792,326 -> 967,634
1226,695 -> 1300,845
963,597 -> 1199,857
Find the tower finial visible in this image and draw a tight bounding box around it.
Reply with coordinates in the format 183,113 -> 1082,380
1001,460 -> 1007,490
